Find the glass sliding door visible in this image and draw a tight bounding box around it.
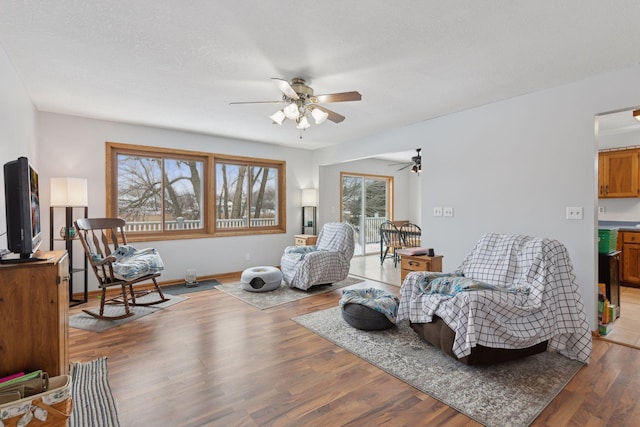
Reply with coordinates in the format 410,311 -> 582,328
341,173 -> 392,256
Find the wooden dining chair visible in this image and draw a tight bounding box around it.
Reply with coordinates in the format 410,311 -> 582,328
400,223 -> 422,248
75,217 -> 168,320
380,220 -> 403,267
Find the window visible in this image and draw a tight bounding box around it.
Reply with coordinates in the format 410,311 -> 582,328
106,142 -> 286,240
214,157 -> 283,234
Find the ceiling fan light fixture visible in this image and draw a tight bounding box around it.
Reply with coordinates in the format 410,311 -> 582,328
312,108 -> 329,124
269,110 -> 286,125
296,116 -> 310,130
411,164 -> 421,174
283,103 -> 300,120
634,109 -> 640,122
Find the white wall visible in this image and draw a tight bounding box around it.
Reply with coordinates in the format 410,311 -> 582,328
598,129 -> 640,221
0,47 -> 38,250
314,65 -> 640,331
37,112 -> 314,290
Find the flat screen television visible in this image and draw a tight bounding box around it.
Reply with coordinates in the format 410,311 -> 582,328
2,156 -> 44,263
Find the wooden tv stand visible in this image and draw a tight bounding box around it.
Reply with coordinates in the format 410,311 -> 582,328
0,250 -> 70,377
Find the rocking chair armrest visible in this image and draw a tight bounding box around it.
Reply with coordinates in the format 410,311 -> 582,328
89,255 -> 117,267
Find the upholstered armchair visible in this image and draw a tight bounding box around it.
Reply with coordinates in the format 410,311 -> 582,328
281,222 -> 355,290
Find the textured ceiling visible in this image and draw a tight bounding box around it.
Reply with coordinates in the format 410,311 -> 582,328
1,1 -> 640,150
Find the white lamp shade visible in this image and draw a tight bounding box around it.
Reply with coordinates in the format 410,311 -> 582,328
312,108 -> 329,124
301,188 -> 317,207
50,177 -> 88,206
283,103 -> 300,120
296,116 -> 310,130
269,110 -> 286,125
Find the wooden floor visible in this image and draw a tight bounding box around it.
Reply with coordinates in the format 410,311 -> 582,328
599,286 -> 640,349
68,256 -> 640,426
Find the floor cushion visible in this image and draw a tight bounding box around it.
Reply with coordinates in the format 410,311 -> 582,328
240,266 -> 282,292
340,288 -> 399,330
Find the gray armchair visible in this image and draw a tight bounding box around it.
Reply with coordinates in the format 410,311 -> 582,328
281,222 -> 355,290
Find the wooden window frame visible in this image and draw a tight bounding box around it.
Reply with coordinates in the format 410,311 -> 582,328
106,142 -> 286,241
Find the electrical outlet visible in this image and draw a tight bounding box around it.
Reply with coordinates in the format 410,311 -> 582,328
566,207 -> 583,220
443,207 -> 453,217
433,207 -> 443,217
598,206 -> 606,214
245,252 -> 251,261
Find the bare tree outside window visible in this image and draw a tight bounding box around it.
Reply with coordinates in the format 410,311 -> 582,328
117,154 -> 203,232
107,142 -> 286,238
216,162 -> 278,229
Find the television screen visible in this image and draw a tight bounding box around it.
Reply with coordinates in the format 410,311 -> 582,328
2,156 -> 43,262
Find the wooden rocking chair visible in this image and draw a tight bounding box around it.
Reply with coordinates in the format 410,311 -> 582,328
75,217 -> 168,320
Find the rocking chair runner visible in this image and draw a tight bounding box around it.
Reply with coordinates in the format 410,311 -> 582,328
75,217 -> 168,320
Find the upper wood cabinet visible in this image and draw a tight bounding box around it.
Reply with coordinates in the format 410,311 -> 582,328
599,148 -> 640,198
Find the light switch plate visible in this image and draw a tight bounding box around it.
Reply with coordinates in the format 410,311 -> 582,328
566,207 -> 583,220
443,207 -> 453,217
433,207 -> 443,217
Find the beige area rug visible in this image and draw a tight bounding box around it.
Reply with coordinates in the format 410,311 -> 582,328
292,306 -> 585,427
214,276 -> 363,309
69,293 -> 186,333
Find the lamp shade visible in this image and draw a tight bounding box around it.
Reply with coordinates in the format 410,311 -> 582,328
50,177 -> 88,206
301,188 -> 317,207
269,110 -> 286,125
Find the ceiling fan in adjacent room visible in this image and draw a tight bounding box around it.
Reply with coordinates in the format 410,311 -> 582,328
389,149 -> 422,174
230,77 -> 361,134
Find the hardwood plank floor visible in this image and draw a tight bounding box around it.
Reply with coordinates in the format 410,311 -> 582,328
599,286 -> 640,349
68,257 -> 640,426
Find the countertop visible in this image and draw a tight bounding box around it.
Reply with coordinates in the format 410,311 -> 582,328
599,220 -> 640,231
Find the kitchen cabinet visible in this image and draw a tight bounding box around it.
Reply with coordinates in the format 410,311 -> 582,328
620,230 -> 640,287
598,149 -> 639,198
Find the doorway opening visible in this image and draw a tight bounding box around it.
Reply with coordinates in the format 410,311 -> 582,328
596,108 -> 640,349
340,172 -> 393,256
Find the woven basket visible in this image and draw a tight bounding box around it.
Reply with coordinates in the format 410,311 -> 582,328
0,375 -> 72,426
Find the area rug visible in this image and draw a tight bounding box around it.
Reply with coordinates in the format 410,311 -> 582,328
160,278 -> 220,295
69,293 -> 186,333
292,306 -> 585,427
215,276 -> 363,310
70,357 -> 120,427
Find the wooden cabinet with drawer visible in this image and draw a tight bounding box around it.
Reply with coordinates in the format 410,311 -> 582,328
400,254 -> 443,281
620,230 -> 640,286
294,234 -> 317,246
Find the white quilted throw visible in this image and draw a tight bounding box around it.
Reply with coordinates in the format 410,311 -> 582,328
397,233 -> 592,363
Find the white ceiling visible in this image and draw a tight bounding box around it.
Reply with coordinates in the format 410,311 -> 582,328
1,1 -> 640,152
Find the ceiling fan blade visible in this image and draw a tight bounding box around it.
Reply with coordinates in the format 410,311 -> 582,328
229,100 -> 284,105
314,91 -> 362,103
397,164 -> 411,171
272,78 -> 299,100
313,105 -> 345,123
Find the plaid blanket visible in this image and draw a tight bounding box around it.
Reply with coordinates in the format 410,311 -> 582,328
397,233 -> 592,363
281,222 -> 354,290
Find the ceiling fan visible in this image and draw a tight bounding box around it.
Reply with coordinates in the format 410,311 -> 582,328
230,77 -> 361,131
389,149 -> 422,173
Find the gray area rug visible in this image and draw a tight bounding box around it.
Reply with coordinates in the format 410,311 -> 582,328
161,278 -> 220,295
70,357 -> 120,427
69,293 -> 186,333
215,276 -> 363,310
292,306 -> 585,427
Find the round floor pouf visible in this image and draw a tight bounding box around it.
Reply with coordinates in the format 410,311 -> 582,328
340,288 -> 399,331
241,266 -> 282,292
